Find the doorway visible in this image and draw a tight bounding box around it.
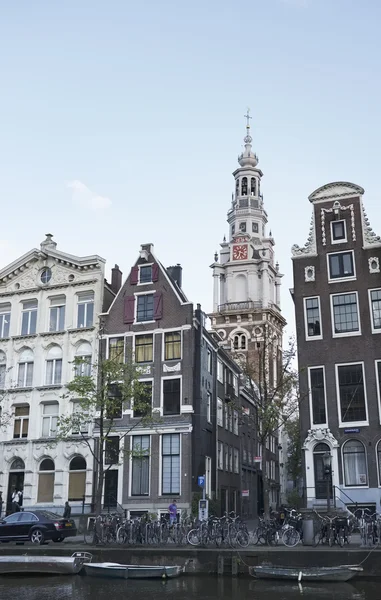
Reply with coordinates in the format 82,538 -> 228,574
313,443 -> 332,500
7,458 -> 25,515
103,470 -> 118,509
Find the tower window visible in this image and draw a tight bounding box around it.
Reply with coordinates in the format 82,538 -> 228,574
231,224 -> 235,236
239,222 -> 246,233
241,177 -> 248,195
233,333 -> 247,350
251,178 -> 256,195
252,222 -> 259,233
236,179 -> 239,194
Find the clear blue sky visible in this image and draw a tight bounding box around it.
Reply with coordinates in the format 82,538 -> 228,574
1,0 -> 380,337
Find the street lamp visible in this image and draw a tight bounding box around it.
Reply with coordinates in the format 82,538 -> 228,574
323,451 -> 332,512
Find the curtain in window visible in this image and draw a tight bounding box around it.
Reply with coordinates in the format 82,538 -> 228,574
162,434 -> 180,494
164,332 -> 181,360
131,436 -> 150,495
343,440 -> 367,486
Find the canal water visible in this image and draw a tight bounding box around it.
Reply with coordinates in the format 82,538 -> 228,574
0,575 -> 378,600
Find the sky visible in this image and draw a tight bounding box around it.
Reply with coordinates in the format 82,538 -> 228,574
1,0 -> 381,339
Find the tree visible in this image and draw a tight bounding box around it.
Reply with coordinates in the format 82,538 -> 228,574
55,353 -> 158,515
237,327 -> 304,518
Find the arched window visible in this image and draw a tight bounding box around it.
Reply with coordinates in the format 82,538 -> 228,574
241,177 -> 248,195
0,350 -> 6,388
233,333 -> 247,351
251,178 -> 256,195
10,457 -> 25,470
235,179 -> 239,194
74,342 -> 92,377
17,348 -> 34,388
38,458 -> 55,502
45,345 -> 62,385
343,440 -> 367,487
69,456 -> 86,501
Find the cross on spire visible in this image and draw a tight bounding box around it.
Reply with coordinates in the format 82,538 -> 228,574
244,108 -> 252,129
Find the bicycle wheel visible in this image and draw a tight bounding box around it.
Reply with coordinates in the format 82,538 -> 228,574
236,529 -> 250,548
282,527 -> 300,548
187,528 -> 201,546
256,527 -> 268,545
313,529 -> 323,547
268,529 -> 279,546
337,527 -> 345,548
116,526 -> 128,544
328,529 -> 334,547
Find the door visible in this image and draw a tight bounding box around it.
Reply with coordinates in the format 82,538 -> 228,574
6,472 -> 24,515
0,513 -> 22,540
313,443 -> 332,500
18,512 -> 39,539
103,470 -> 118,509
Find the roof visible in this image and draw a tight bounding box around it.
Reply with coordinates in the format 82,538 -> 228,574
308,181 -> 364,203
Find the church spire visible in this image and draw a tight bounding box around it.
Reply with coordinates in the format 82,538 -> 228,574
238,108 -> 258,168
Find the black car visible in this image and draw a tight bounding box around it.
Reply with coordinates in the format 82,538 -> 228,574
0,510 -> 77,545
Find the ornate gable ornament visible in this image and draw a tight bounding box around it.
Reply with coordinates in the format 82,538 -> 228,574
303,427 -> 339,450
308,181 -> 364,203
321,201 -> 356,246
361,204 -> 381,248
291,211 -> 317,257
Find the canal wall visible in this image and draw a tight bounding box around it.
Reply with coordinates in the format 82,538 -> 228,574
0,545 -> 380,577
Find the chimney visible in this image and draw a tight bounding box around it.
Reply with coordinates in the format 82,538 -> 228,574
111,264 -> 122,294
167,264 -> 182,288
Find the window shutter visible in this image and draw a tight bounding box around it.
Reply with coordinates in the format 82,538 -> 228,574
153,292 -> 163,320
130,266 -> 139,285
124,296 -> 135,324
152,263 -> 159,282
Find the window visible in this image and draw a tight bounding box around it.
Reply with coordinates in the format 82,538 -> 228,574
252,222 -> 259,233
331,220 -> 346,242
241,177 -> 247,195
131,435 -> 150,495
224,404 -> 228,430
0,351 -> 6,389
328,251 -> 354,280
207,392 -> 212,423
41,403 -> 59,437
271,460 -> 276,480
304,297 -> 322,338
139,265 -> 152,284
343,440 -> 367,486
134,381 -> 152,418
163,378 -> 181,415
309,367 -> 327,425
135,335 -> 153,363
251,178 -> 256,195
228,405 -> 233,432
40,268 -> 52,284
45,346 -> 62,385
13,405 -> 29,438
162,433 -> 180,495
231,225 -> 235,236
337,363 -> 367,424
239,222 -> 246,232
233,410 -> 239,435
205,456 -> 212,498
72,401 -> 89,435
370,289 -> 381,332
234,448 -> 239,473
109,337 -> 124,362
74,342 -> 92,376
217,359 -> 224,383
136,294 -> 154,322
331,292 -> 360,335
49,296 -> 65,332
37,459 -> 55,502
217,398 -> 223,426
229,447 -> 233,472
17,348 -> 34,387
21,300 -> 37,335
225,445 -> 229,471
218,442 -> 223,469
68,456 -> 86,501
77,292 -> 94,328
105,437 -> 120,465
233,333 -> 247,350
207,347 -> 212,373
164,332 -> 181,360
107,384 -> 123,419
0,303 -> 10,338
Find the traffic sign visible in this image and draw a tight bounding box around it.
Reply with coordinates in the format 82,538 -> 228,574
198,476 -> 205,488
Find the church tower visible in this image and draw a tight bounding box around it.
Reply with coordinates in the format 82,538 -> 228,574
209,113 -> 285,376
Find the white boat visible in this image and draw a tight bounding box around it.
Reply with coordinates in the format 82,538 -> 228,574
84,562 -> 183,579
0,552 -> 92,575
250,564 -> 363,582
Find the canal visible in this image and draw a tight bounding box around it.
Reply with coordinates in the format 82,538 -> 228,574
0,575 -> 378,600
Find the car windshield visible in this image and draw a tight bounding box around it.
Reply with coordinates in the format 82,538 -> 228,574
38,511 -> 62,520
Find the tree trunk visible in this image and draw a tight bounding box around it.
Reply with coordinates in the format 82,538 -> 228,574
262,446 -> 270,518
94,463 -> 104,516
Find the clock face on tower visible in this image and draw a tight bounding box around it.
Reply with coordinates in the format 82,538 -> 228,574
232,244 -> 248,261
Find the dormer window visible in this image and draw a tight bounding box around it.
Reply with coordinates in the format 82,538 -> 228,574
241,177 -> 248,195
239,222 -> 246,233
139,265 -> 152,284
331,220 -> 347,243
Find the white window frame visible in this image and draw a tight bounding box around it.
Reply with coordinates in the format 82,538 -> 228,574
342,439 -> 369,489
234,448 -> 239,473
335,361 -> 369,428
327,250 -> 356,283
45,358 -> 62,385
76,292 -> 94,328
107,336 -> 125,361
134,332 -> 155,364
233,410 -> 239,435
17,360 -> 34,388
206,392 -> 212,423
72,400 -> 90,435
0,304 -> 11,338
13,405 -> 29,439
137,263 -> 153,285
159,432 -> 181,497
162,329 -> 182,362
375,360 -> 381,425
368,288 -> 381,334
134,291 -> 156,325
48,296 -> 66,332
303,296 -> 323,341
207,347 -> 213,374
41,403 -> 59,438
129,434 -> 151,497
133,377 -> 153,418
217,398 -> 223,427
161,375 -> 182,417
308,365 -> 328,428
330,291 -> 361,338
217,359 -> 224,383
21,300 -> 38,335
330,219 -> 347,244
375,439 -> 381,487
218,441 -> 223,470
205,456 -> 212,498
